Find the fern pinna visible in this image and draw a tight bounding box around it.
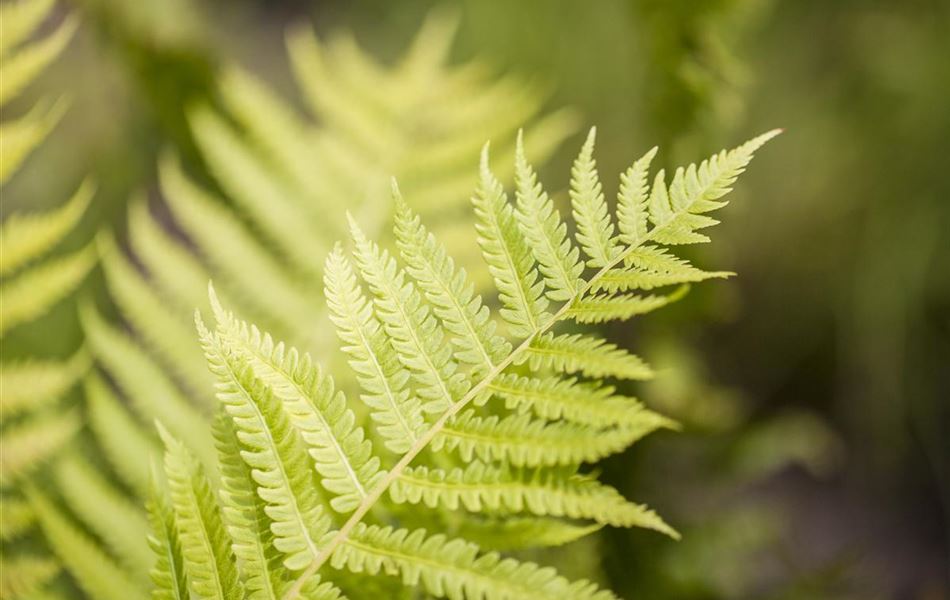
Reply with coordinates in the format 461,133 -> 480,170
151,128 -> 778,600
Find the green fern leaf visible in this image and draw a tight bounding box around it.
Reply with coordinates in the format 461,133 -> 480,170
147,468 -> 190,600
324,245 -> 426,454
616,146 -> 658,247
391,462 -> 677,537
85,373 -> 159,498
0,410 -> 79,485
453,516 -> 601,552
513,131 -> 583,302
28,487 -> 148,600
522,332 -> 654,380
570,128 -> 621,267
332,524 -> 617,600
0,244 -> 94,335
488,373 -> 661,429
208,297 -> 385,513
0,180 -> 92,276
434,410 -> 663,468
157,424 -> 244,600
0,350 -> 87,421
566,286 -> 689,324
394,185 -> 509,375
196,318 -> 332,570
349,217 -> 469,415
0,555 -> 60,599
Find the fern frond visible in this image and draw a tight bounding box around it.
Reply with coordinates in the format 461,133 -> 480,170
28,487 -> 148,600
0,0 -> 74,183
566,286 -> 689,324
280,130 -> 776,597
513,132 -> 583,302
331,524 -> 616,600
54,456 -> 153,581
394,186 -> 509,375
208,297 -> 385,513
0,181 -> 92,276
196,317 -> 332,570
324,246 -> 426,454
0,0 -> 54,55
0,555 -> 60,599
648,130 -> 782,244
1,496 -> 36,541
616,146 -> 658,247
570,128 -> 621,267
0,16 -> 75,106
391,462 -> 677,537
80,302 -> 214,465
0,350 -> 87,421
472,146 -> 549,337
147,468 -> 190,600
188,106 -> 331,278
453,516 -> 601,552
522,332 -> 654,380
434,410 -> 660,467
0,410 -> 79,485
0,99 -> 66,183
488,374 -> 660,429
213,414 -> 286,600
157,424 -> 244,600
159,157 -> 323,350
349,217 -> 469,415
85,373 -> 158,498
0,244 -> 94,335
97,231 -> 213,397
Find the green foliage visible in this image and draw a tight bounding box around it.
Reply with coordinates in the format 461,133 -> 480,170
149,128 -> 774,599
0,4 -> 96,598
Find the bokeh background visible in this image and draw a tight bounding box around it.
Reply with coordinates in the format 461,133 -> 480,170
3,0 -> 948,598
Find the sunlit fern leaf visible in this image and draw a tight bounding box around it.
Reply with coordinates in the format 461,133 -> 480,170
349,216 -> 470,416
455,516 -> 602,552
432,409 -> 666,468
570,128 -> 621,267
0,496 -> 36,541
27,487 -> 148,600
390,462 -> 677,537
565,285 -> 689,324
0,243 -> 94,335
147,467 -> 190,600
0,350 -> 88,421
156,424 -> 245,600
0,410 -> 80,485
521,332 -> 655,380
331,524 -> 616,600
488,373 -> 671,430
514,132 -> 583,303
0,181 -> 92,276
0,555 -> 60,599
207,295 -> 385,514
145,128 -> 777,599
79,301 -> 215,466
84,373 -> 158,498
195,318 -> 333,571
472,146 -> 549,338
97,230 -> 214,397
323,245 -> 427,455
212,413 -> 289,600
0,0 -> 74,183
53,456 -> 153,581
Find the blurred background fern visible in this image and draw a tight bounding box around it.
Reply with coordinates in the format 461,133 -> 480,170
1,0 -> 947,598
